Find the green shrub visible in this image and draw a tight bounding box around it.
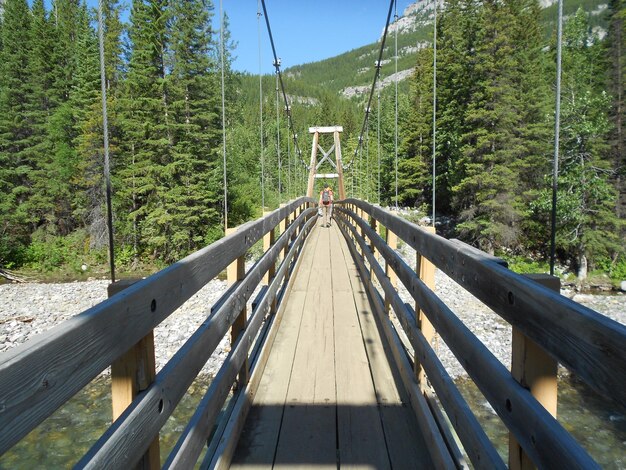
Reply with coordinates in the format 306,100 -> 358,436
503,255 -> 551,275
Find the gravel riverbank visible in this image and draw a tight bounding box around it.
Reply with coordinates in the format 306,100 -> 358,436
1,256 -> 625,380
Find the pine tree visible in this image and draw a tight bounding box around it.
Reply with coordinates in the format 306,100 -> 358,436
399,52 -> 431,208
0,0 -> 35,265
607,0 -> 626,219
118,0 -> 172,260
537,9 -> 623,279
166,0 -> 221,257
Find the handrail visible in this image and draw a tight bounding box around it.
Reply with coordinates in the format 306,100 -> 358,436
78,206 -> 317,468
335,210 -> 505,470
0,197 -> 315,457
341,199 -> 626,409
333,201 -> 621,469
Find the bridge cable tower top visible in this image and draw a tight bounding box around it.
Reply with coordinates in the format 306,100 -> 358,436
306,126 -> 346,200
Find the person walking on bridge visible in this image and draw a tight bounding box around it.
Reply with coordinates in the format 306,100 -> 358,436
319,184 -> 334,227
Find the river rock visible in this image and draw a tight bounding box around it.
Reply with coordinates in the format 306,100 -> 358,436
621,280 -> 626,292
1,258 -> 625,381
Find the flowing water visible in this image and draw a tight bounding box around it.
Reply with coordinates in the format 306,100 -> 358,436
0,375 -> 624,468
455,374 -> 626,469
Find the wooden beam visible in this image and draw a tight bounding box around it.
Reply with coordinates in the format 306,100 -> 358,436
306,132 -> 319,197
108,280 -> 160,470
228,238 -> 248,389
415,226 -> 436,391
336,212 -> 504,469
342,198 -> 626,409
509,274 -> 560,470
308,125 -> 343,133
334,130 -> 346,200
0,198 -> 314,456
336,206 -> 598,469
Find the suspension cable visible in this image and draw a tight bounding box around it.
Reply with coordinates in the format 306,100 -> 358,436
432,0 -> 437,227
353,0 -> 396,167
260,0 -> 307,169
220,0 -> 228,229
258,1 -> 265,210
394,1 -> 399,209
97,0 -> 115,283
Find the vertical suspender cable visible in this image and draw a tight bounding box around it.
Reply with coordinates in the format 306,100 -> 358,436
377,90 -> 381,204
550,0 -> 563,276
432,0 -> 437,228
275,61 -> 281,202
219,0 -> 228,229
97,0 -> 115,283
394,1 -> 399,210
365,113 -> 371,202
287,118 -> 291,199
258,1 -> 265,211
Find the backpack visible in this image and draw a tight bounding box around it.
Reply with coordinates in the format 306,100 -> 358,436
322,189 -> 330,205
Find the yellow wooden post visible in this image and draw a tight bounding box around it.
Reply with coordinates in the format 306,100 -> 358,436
415,226 -> 436,391
384,227 -> 398,314
108,279 -> 160,470
227,230 -> 249,389
279,203 -> 288,263
262,213 -> 275,286
509,274 -> 560,470
369,217 -> 377,282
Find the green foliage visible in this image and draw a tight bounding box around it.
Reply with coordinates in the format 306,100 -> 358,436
24,229 -> 96,272
502,255 -> 551,275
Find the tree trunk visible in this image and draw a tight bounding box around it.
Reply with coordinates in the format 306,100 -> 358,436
577,252 -> 588,282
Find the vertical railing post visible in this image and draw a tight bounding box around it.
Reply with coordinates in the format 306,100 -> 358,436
369,216 -> 377,282
509,274 -> 559,470
227,227 -> 249,389
279,203 -> 289,263
108,280 -> 160,470
384,226 -> 398,314
415,226 -> 436,391
262,213 -> 276,286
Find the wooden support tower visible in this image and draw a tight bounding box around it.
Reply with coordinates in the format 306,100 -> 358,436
306,126 -> 346,200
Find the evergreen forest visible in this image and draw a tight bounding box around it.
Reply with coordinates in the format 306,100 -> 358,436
0,0 -> 624,284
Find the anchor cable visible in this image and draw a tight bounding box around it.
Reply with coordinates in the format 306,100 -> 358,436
260,0 -> 307,169
352,0 -> 396,168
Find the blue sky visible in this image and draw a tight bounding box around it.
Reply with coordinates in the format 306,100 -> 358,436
222,1 -> 416,74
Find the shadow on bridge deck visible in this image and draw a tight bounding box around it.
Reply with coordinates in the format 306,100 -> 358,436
231,221 -> 434,469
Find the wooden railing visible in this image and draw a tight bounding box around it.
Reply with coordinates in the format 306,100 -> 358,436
335,199 -> 626,470
0,197 -> 317,468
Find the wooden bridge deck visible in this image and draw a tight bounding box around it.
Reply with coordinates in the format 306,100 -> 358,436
231,221 -> 433,469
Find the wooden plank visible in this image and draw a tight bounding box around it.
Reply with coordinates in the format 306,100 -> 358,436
336,212 -> 507,468
337,208 -> 598,469
340,199 -> 626,408
228,229 -> 321,469
0,199 -> 315,455
337,234 -> 436,470
272,226 -> 337,469
163,216 -> 318,470
336,217 -> 455,470
330,226 -> 391,469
